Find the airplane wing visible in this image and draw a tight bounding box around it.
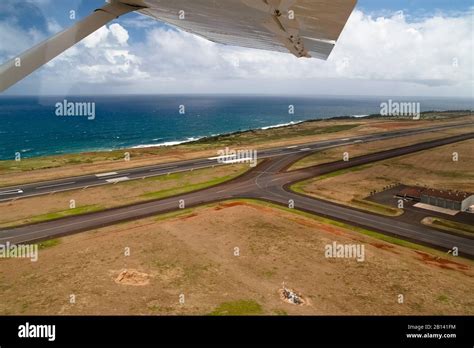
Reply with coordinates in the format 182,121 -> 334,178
136,0 -> 357,59
0,0 -> 357,92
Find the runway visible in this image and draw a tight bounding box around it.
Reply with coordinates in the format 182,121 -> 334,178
0,122 -> 466,202
0,124 -> 473,258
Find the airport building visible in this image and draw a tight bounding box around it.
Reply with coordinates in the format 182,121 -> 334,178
396,186 -> 474,212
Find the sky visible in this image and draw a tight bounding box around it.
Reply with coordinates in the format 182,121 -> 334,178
0,0 -> 472,97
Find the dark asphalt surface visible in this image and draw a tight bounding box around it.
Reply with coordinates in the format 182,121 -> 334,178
0,122 -> 466,202
0,124 -> 473,258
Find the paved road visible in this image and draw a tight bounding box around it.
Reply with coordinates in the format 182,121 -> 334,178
0,122 -> 466,202
1,129 -> 473,258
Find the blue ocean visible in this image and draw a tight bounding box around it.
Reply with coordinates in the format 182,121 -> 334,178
0,95 -> 472,160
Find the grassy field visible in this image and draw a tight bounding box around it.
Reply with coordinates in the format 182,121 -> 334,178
0,199 -> 472,315
241,199 -> 452,255
289,124 -> 474,170
141,172 -> 241,200
291,166 -> 403,216
1,112 -> 471,187
290,139 -> 474,216
194,124 -> 359,148
27,205 -> 103,224
210,300 -> 263,315
0,164 -> 249,228
37,239 -> 61,250
422,217 -> 474,238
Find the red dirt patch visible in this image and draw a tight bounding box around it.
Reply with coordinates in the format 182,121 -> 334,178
220,202 -> 250,208
371,243 -> 400,254
178,213 -> 198,220
414,251 -> 470,272
290,217 -> 320,228
219,201 -> 276,215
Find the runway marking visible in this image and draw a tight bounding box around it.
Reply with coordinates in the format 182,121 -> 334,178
221,157 -> 254,164
286,145 -> 298,148
0,181 -> 112,202
36,182 -> 75,189
299,148 -> 311,151
95,172 -> 118,177
0,189 -> 23,195
106,177 -> 130,183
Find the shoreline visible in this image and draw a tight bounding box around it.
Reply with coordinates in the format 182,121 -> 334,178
130,120 -> 306,149
124,110 -> 473,151
1,110 -> 472,161
150,109 -> 471,147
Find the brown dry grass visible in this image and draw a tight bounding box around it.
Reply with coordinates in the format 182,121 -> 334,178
0,201 -> 472,315
290,125 -> 474,170
295,139 -> 474,208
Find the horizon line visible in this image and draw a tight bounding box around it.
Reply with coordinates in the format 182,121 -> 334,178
1,93 -> 473,100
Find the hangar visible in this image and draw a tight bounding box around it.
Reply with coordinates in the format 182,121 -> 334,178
396,186 -> 474,212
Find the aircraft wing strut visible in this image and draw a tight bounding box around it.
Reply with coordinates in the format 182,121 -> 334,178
0,1 -> 141,92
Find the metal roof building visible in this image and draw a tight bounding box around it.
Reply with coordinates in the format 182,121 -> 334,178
396,186 -> 474,212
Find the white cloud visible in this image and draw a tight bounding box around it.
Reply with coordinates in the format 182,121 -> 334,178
331,10 -> 473,83
82,26 -> 111,49
46,23 -> 148,85
0,8 -> 472,96
109,23 -> 129,46
133,10 -> 472,84
82,23 -> 129,49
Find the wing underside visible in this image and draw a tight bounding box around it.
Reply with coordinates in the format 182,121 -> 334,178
0,0 -> 357,92
134,0 -> 357,59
